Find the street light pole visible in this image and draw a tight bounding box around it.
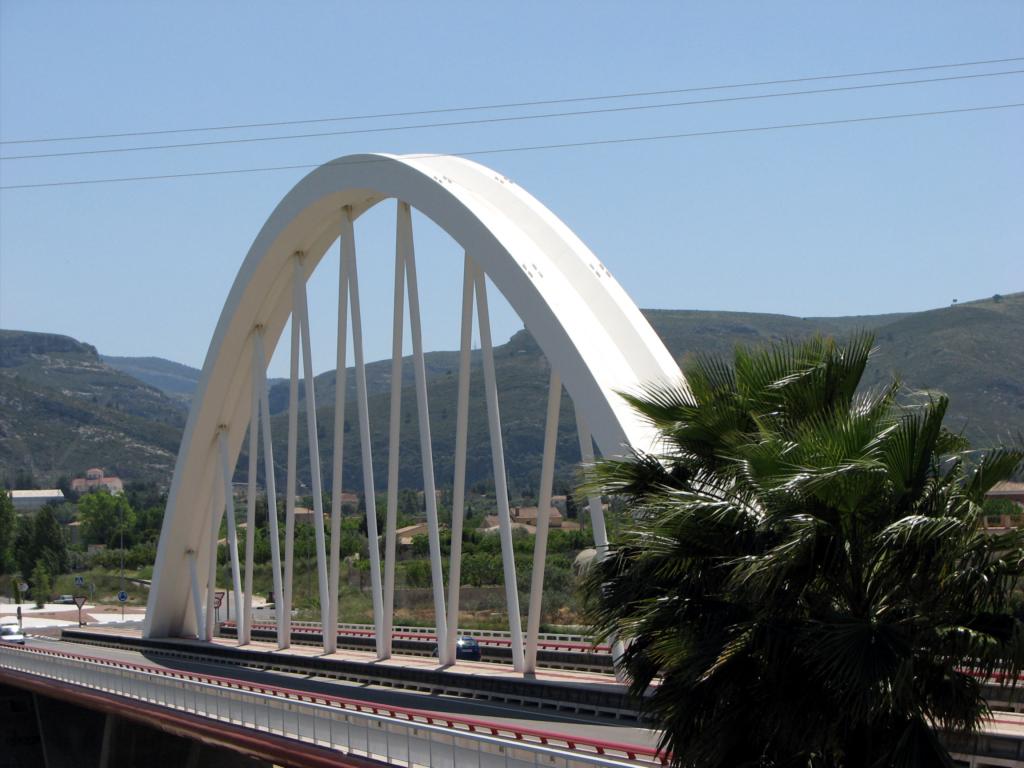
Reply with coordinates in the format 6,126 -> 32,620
120,500 -> 125,621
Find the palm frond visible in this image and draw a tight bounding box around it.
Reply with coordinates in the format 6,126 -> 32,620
964,447 -> 1024,501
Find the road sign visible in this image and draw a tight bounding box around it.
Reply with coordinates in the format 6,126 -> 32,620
117,590 -> 128,603
18,582 -> 28,593
213,591 -> 225,609
74,575 -> 85,587
74,595 -> 87,627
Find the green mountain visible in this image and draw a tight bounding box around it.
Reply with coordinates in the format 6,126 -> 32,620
0,331 -> 186,487
644,294 -> 1023,446
286,292 -> 1021,494
2,292 -> 1020,490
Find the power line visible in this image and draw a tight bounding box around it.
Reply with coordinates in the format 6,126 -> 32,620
2,55 -> 1021,146
2,102 -> 1019,192
4,69 -> 1022,163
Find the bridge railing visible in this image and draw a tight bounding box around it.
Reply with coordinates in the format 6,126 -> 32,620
0,645 -> 661,768
231,620 -> 611,653
245,614 -> 599,646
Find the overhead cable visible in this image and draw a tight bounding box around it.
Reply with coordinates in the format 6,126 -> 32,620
2,55 -> 1020,145
3,68 -> 1022,162
2,101 -> 1019,191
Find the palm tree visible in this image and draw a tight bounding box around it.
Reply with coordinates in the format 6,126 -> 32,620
584,333 -> 1024,767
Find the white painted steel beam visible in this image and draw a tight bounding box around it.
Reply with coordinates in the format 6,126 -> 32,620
188,549 -> 203,639
381,206 -> 406,658
575,410 -> 609,555
253,331 -> 285,648
401,202 -> 448,657
293,254 -> 332,647
327,233 -> 350,654
281,258 -> 302,650
475,264 -> 525,671
342,211 -> 386,657
242,345 -> 259,645
444,253 -> 475,665
576,407 -> 626,672
204,485 -> 221,642
524,370 -> 561,673
218,429 -> 243,644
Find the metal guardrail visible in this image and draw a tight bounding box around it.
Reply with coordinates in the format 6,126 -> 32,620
249,615 -> 598,646
0,644 -> 664,768
220,622 -> 614,672
237,622 -> 606,651
235,621 -> 612,653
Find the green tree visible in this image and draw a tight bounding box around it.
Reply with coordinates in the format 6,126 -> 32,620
402,559 -> 431,588
0,490 -> 15,575
585,334 -> 1024,767
13,469 -> 37,490
79,490 -> 135,548
31,559 -> 51,608
32,504 -> 69,575
410,533 -> 430,557
14,523 -> 35,583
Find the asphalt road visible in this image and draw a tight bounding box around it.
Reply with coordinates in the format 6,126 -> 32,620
27,635 -> 661,750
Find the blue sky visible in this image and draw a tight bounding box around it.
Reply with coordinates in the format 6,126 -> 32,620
1,2 -> 1021,377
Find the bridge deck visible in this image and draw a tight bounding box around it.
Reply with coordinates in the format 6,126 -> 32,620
50,628 -> 657,748
65,624 -> 622,685
8,630 -> 1024,767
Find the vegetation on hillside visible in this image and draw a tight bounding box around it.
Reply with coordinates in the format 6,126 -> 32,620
208,486 -> 600,626
584,334 -> 1024,766
2,292 -> 1020,490
0,330 -> 184,485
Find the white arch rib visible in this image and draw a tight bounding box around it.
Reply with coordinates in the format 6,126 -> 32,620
144,152 -> 681,640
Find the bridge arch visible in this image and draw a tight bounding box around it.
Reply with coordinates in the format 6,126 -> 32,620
144,153 -> 681,670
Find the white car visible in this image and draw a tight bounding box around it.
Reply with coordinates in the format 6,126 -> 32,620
0,622 -> 25,645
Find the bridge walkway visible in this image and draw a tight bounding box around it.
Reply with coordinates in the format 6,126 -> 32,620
2,638 -> 666,767
35,632 -> 657,748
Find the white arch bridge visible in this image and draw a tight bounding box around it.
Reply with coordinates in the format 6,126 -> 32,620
143,153 -> 682,673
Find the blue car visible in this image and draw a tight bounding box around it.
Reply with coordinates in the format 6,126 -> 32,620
435,636 -> 482,661
455,636 -> 481,661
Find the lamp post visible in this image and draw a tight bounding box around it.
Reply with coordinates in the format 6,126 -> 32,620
120,500 -> 125,621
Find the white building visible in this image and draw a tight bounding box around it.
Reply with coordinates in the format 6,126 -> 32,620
10,489 -> 65,512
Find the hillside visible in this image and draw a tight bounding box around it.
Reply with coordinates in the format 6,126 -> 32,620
645,293 -> 1023,445
1,291 -> 1020,489
101,355 -> 201,401
257,292 -> 1022,494
0,331 -> 186,486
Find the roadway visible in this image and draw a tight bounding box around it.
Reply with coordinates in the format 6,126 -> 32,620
24,634 -> 661,750
220,620 -> 615,671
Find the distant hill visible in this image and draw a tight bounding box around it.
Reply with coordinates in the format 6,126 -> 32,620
101,355 -> 201,401
643,293 -> 1023,446
0,331 -> 186,487
246,292 -> 1022,496
2,291 -> 1020,489
102,354 -> 290,405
